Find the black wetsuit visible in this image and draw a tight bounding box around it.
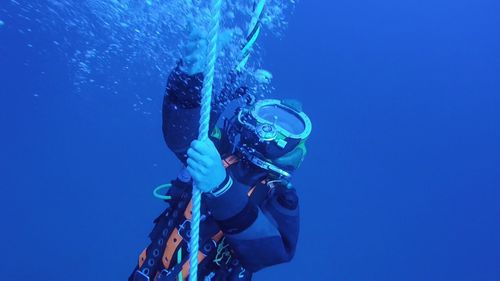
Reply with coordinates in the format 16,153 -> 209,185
130,67 -> 300,281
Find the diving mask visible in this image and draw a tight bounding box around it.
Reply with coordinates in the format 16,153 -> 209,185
227,98 -> 312,178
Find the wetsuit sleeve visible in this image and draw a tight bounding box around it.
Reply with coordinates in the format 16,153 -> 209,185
205,180 -> 300,272
162,64 -> 225,162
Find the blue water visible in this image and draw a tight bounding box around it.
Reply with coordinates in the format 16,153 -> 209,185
1,0 -> 499,280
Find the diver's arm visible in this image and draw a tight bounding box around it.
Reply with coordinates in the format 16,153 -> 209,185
163,65 -> 232,163
162,25 -> 212,162
206,181 -> 300,272
162,64 -> 205,162
186,118 -> 300,272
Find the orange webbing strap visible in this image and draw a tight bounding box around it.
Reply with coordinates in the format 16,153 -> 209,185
222,155 -> 240,168
184,200 -> 193,220
162,227 -> 183,269
180,231 -> 224,279
139,248 -> 147,267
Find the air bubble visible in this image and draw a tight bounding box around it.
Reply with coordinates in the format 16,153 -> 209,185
11,0 -> 295,106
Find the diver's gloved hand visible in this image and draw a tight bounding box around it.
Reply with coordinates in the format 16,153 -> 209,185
187,139 -> 227,193
180,25 -> 208,76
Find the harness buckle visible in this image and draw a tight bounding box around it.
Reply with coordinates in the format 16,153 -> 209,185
178,215 -> 207,241
178,219 -> 191,240
156,269 -> 175,281
133,270 -> 150,281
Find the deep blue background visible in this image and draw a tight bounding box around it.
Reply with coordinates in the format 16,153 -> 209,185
1,0 -> 499,280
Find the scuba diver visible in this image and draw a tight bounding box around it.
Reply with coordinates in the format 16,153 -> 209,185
130,28 -> 312,281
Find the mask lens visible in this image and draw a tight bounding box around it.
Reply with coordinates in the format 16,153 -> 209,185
257,105 -> 305,136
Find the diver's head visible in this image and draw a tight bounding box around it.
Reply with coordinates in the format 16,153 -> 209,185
226,98 -> 312,178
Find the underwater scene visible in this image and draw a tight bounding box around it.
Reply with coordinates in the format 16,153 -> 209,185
0,0 -> 499,280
